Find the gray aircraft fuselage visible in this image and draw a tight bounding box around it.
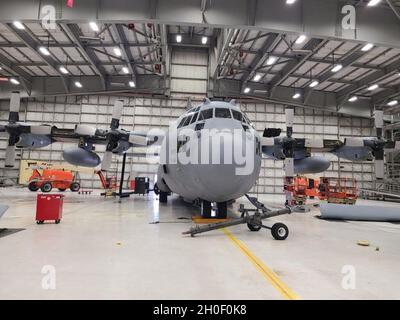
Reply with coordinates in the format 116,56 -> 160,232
156,101 -> 262,203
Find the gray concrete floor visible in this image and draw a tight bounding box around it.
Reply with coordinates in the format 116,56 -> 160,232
0,187 -> 400,300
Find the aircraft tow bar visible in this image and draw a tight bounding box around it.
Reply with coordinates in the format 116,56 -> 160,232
183,195 -> 292,240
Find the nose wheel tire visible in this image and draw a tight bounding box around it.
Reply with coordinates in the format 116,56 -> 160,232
247,223 -> 262,232
271,223 -> 289,240
70,182 -> 80,192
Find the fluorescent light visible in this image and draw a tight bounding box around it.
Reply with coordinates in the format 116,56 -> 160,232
293,92 -> 301,99
286,0 -> 296,4
361,43 -> 374,52
176,35 -> 182,43
13,21 -> 25,30
122,66 -> 129,74
39,47 -> 50,56
0,66 -> 2,71
74,81 -> 82,88
367,0 -> 381,6
295,35 -> 307,44
129,81 -> 135,88
201,36 -> 208,45
387,100 -> 398,106
253,74 -> 262,82
244,87 -> 251,94
59,66 -> 69,74
368,84 -> 379,91
10,78 -> 20,85
114,47 -> 122,57
266,56 -> 277,65
89,22 -> 99,32
348,96 -> 358,102
309,80 -> 319,88
331,64 -> 343,73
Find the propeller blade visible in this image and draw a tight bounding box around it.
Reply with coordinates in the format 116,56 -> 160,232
5,145 -> 16,168
375,159 -> 385,179
9,91 -> 21,123
101,151 -> 113,171
284,158 -> 295,177
374,110 -> 383,139
285,108 -> 294,138
110,100 -> 124,130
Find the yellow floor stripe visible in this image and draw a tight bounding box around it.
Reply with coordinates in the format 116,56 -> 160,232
222,228 -> 300,300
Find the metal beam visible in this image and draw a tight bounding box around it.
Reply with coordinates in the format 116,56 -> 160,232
241,33 -> 281,90
1,0 -> 399,48
0,75 -> 165,100
6,23 -> 70,93
269,39 -> 328,95
386,0 -> 400,21
111,24 -> 137,84
0,52 -> 32,94
60,23 -> 107,91
337,57 -> 400,103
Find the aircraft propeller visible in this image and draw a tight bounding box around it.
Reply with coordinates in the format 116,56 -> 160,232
283,108 -> 295,178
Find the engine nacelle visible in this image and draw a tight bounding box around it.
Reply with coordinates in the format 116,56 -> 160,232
112,140 -> 131,154
334,145 -> 372,161
63,147 -> 101,167
16,133 -> 52,148
294,157 -> 331,174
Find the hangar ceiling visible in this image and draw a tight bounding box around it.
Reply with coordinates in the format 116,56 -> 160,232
0,0 -> 399,117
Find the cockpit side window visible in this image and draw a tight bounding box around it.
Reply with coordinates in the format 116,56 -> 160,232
177,117 -> 188,128
231,110 -> 243,122
215,108 -> 232,119
198,108 -> 213,121
190,112 -> 199,124
183,115 -> 193,126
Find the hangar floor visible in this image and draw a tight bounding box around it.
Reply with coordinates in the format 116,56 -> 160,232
0,188 -> 399,300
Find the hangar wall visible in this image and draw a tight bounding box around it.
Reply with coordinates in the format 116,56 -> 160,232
0,47 -> 375,194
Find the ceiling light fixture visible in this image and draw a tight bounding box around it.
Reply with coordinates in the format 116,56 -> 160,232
89,22 -> 99,32
293,92 -> 301,99
253,74 -> 262,82
295,35 -> 307,44
331,64 -> 343,73
361,43 -> 374,52
122,67 -> 129,74
13,21 -> 25,30
129,81 -> 135,88
348,96 -> 358,102
266,56 -> 277,65
387,100 -> 398,106
368,84 -> 379,91
59,66 -> 69,74
10,78 -> 20,85
176,35 -> 182,43
309,80 -> 319,88
202,36 -> 208,45
39,47 -> 51,56
75,81 -> 83,88
286,0 -> 296,4
114,47 -> 122,57
367,0 -> 381,6
244,87 -> 251,94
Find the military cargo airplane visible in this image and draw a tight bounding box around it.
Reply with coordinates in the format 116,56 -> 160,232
1,92 -> 399,220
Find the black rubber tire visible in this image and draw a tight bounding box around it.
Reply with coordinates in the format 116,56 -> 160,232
247,223 -> 262,232
153,183 -> 160,195
41,182 -> 52,193
55,219 -> 61,224
70,182 -> 80,192
271,223 -> 289,240
37,220 -> 44,225
201,200 -> 212,218
216,202 -> 228,219
28,182 -> 39,192
159,191 -> 168,203
58,188 -> 66,192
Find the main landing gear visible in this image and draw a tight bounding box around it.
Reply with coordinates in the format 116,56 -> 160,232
184,194 -> 291,240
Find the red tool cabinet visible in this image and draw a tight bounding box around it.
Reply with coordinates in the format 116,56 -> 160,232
36,194 -> 64,224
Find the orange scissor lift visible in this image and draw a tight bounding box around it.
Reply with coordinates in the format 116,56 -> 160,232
318,177 -> 358,205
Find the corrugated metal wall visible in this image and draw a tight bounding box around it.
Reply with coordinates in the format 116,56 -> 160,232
0,46 -> 375,194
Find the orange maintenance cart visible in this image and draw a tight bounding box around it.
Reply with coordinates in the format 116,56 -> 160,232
318,177 -> 358,205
